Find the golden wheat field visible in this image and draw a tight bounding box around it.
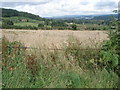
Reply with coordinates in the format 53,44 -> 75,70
2,29 -> 108,49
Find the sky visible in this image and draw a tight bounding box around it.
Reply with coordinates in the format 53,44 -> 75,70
1,0 -> 119,17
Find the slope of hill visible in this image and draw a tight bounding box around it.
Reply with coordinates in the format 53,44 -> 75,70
0,8 -> 117,30
93,14 -> 118,20
1,8 -> 44,21
47,14 -> 118,20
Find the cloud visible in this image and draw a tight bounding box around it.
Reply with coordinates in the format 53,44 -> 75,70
1,0 -> 119,17
95,1 -> 118,9
1,0 -> 52,2
1,2 -> 48,7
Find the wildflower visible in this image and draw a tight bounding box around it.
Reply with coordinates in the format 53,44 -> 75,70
9,66 -> 16,71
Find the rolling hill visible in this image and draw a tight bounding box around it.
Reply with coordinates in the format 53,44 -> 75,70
46,14 -> 118,20
0,8 -> 117,30
1,8 -> 44,21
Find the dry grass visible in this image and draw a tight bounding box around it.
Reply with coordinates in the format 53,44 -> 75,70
2,29 -> 108,49
2,35 -> 118,88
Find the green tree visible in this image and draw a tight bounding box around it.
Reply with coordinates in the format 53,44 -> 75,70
2,20 -> 14,28
38,23 -> 44,29
71,24 -> 77,30
3,20 -> 14,26
101,10 -> 120,77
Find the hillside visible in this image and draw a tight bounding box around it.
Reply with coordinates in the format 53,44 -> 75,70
47,14 -> 118,20
1,8 -> 44,21
0,8 -> 117,30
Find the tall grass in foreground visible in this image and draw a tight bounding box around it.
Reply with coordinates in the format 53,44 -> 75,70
2,36 -> 118,88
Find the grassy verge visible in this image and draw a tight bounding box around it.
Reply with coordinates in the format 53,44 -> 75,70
2,36 -> 118,88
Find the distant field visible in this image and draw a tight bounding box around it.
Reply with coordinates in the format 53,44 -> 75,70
2,29 -> 108,49
14,22 -> 38,27
3,16 -> 41,23
0,38 -> 1,53
0,21 -> 2,27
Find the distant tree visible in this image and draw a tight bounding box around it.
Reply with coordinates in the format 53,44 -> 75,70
7,20 -> 14,25
44,20 -> 50,25
2,20 -> 14,28
71,24 -> 77,30
38,23 -> 44,27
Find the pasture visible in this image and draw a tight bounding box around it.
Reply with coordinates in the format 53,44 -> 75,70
2,29 -> 108,49
14,22 -> 38,27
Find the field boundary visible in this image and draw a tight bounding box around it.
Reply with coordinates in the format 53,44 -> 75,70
6,46 -> 117,51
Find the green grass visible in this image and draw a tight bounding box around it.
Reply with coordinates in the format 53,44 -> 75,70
77,24 -> 110,30
2,16 -> 40,28
3,17 -> 41,23
14,22 -> 38,27
2,16 -> 113,30
0,21 -> 2,27
2,36 -> 119,88
0,38 -> 2,89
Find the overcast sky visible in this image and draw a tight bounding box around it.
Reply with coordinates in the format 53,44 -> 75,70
1,0 -> 119,17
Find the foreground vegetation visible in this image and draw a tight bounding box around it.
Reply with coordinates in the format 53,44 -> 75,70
2,32 -> 119,88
